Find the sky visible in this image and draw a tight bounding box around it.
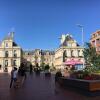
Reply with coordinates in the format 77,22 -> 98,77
0,0 -> 100,50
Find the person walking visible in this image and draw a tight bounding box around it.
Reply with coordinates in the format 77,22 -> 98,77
30,64 -> 33,74
19,63 -> 27,79
55,69 -> 62,82
10,67 -> 18,88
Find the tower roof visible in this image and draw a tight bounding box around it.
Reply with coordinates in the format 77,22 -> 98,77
60,34 -> 80,47
3,32 -> 14,40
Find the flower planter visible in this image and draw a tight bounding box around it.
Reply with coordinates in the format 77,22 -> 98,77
57,77 -> 100,96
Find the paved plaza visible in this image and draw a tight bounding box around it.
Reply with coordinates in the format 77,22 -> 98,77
0,72 -> 100,100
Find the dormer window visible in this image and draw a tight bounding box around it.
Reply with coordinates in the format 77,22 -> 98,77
68,43 -> 72,47
5,43 -> 8,47
78,50 -> 80,57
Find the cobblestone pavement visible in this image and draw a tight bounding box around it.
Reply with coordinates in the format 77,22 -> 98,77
0,72 -> 100,100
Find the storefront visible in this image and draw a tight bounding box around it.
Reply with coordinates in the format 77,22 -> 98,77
64,59 -> 84,70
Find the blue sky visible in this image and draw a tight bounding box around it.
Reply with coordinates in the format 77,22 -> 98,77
0,0 -> 100,50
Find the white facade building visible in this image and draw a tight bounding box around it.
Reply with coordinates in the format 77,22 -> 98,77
54,34 -> 84,70
0,32 -> 22,73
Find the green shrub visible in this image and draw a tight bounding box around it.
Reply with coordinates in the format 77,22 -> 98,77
44,65 -> 50,70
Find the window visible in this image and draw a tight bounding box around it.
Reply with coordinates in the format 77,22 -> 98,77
92,41 -> 95,46
5,51 -> 9,57
5,43 -> 8,47
78,50 -> 81,57
97,47 -> 100,51
96,39 -> 100,44
13,60 -> 16,66
63,50 -> 67,62
14,50 -> 17,57
68,43 -> 72,47
5,60 -> 8,67
71,50 -> 74,57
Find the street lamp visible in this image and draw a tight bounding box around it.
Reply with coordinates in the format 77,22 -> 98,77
76,24 -> 85,68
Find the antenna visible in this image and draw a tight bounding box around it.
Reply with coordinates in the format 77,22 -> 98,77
76,24 -> 83,28
11,27 -> 15,41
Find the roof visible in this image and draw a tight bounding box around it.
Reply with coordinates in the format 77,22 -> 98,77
41,50 -> 55,55
60,34 -> 80,47
3,32 -> 14,40
13,42 -> 18,46
23,49 -> 55,55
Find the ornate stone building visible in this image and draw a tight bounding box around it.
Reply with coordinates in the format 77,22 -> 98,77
0,32 -> 22,72
23,49 -> 55,68
90,30 -> 100,54
54,34 -> 84,70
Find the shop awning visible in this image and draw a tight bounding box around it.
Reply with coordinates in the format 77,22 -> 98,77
64,59 -> 83,65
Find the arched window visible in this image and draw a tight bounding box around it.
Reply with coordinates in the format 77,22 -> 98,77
71,50 -> 74,57
14,50 -> 17,57
13,60 -> 16,66
5,60 -> 8,67
63,50 -> 67,62
78,50 -> 80,57
5,43 -> 8,47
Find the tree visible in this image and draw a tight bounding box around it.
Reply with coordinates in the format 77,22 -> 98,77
44,64 -> 50,71
34,54 -> 38,67
40,55 -> 45,70
83,43 -> 100,70
40,62 -> 45,70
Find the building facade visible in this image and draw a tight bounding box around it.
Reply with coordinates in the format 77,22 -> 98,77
23,49 -> 55,69
90,30 -> 100,54
54,34 -> 84,69
0,32 -> 22,72
0,32 -> 86,72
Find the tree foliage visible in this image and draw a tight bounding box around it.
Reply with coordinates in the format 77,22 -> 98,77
44,64 -> 50,70
83,43 -> 100,70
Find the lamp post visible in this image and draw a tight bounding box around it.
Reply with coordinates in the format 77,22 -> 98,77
77,24 -> 84,68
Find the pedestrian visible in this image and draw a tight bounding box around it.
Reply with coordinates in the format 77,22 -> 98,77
30,64 -> 33,74
55,69 -> 62,82
19,63 -> 27,79
10,67 -> 18,88
62,68 -> 70,78
0,65 -> 1,70
22,66 -> 27,79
